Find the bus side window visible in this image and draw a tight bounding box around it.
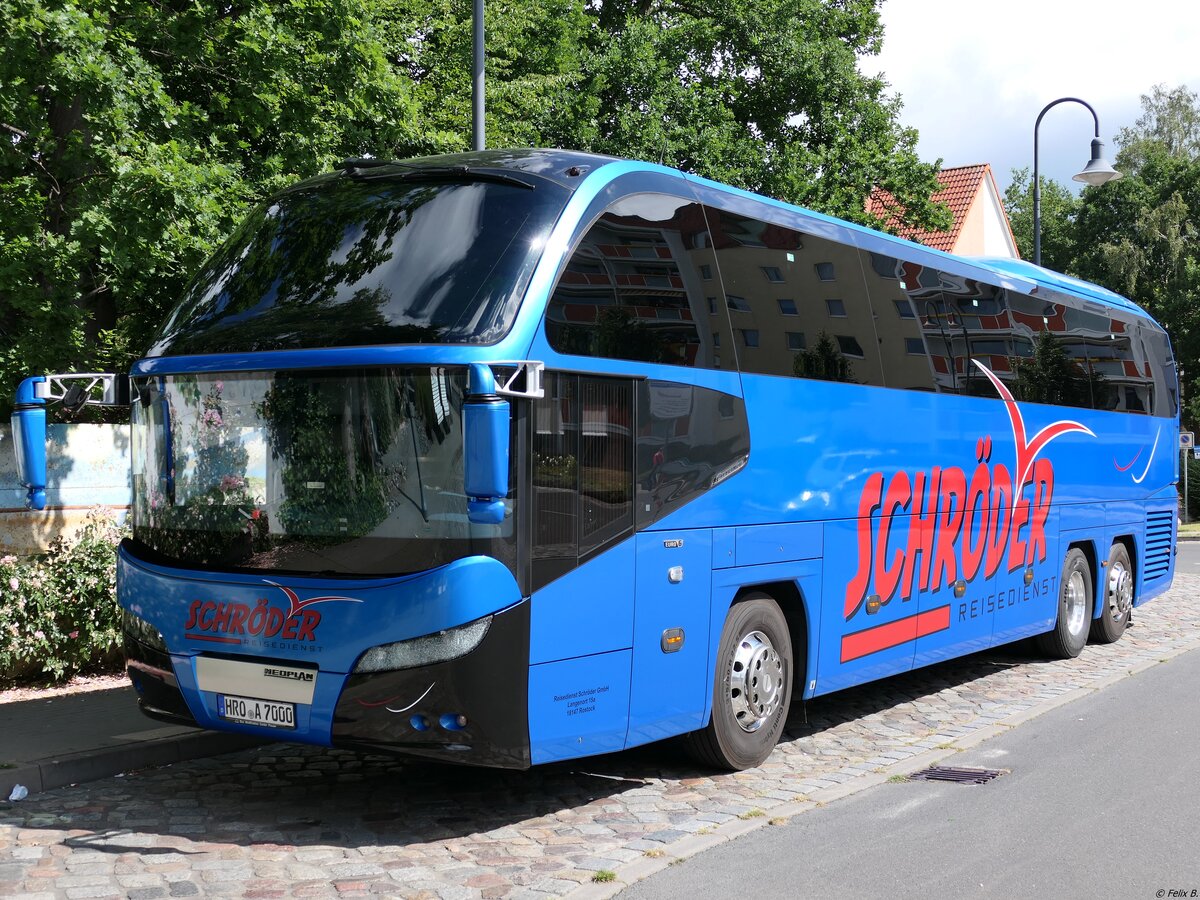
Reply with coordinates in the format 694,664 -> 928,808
532,373 -> 635,590
1006,291 -> 1096,410
545,194 -> 732,370
703,208 -> 885,386
635,382 -> 750,528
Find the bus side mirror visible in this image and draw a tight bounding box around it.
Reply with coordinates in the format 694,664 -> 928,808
463,364 -> 510,525
11,376 -> 48,510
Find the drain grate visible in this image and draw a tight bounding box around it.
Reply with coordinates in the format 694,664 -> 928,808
906,766 -> 1006,784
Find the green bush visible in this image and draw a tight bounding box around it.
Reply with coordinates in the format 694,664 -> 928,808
0,508 -> 128,684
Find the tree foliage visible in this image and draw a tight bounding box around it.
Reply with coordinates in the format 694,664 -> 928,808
1,0 -> 950,417
1005,84 -> 1200,428
0,0 -> 430,413
1003,166 -> 1079,272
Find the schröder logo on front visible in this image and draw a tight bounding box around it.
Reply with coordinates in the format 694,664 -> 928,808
183,581 -> 362,648
840,361 -> 1096,662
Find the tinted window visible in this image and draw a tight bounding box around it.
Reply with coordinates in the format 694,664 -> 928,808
635,382 -> 750,528
545,194 -> 732,369
151,174 -> 569,356
532,374 -> 634,588
1007,291 -> 1097,409
704,207 -> 884,385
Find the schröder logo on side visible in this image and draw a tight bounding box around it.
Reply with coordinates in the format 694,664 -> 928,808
840,361 -> 1097,664
183,581 -> 361,651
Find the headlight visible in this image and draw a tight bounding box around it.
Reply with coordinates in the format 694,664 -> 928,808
122,608 -> 169,653
353,616 -> 492,674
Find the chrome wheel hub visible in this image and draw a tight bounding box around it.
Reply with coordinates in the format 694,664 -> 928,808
728,630 -> 784,733
1107,561 -> 1134,619
1064,568 -> 1088,636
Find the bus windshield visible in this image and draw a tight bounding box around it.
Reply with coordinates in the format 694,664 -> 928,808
128,368 -> 515,577
147,172 -> 569,356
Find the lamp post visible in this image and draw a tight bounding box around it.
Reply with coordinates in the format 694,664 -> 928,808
1033,97 -> 1121,267
472,0 -> 485,151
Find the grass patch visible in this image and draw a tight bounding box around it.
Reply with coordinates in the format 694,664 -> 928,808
643,849 -> 665,858
737,808 -> 766,819
592,870 -> 617,883
887,774 -> 909,783
769,817 -> 787,826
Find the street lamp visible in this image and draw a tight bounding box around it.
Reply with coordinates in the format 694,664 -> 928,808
1033,97 -> 1122,267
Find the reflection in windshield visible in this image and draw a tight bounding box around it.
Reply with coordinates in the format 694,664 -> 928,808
149,174 -> 568,356
129,369 -> 515,577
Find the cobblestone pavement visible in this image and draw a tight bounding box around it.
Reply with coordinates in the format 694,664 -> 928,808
3,575 -> 1199,900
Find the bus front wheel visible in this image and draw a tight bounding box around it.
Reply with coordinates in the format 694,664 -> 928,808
684,593 -> 793,771
1037,547 -> 1092,659
1090,542 -> 1133,644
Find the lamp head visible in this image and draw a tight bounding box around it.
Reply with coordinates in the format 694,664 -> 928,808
1074,137 -> 1121,186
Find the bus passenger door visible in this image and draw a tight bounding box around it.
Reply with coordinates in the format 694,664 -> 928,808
626,530 -> 713,747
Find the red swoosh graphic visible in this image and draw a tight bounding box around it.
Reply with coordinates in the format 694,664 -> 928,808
1114,448 -> 1142,472
263,581 -> 362,619
971,360 -> 1095,491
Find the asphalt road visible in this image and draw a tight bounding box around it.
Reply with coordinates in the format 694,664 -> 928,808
1175,538 -> 1200,576
619,627 -> 1200,899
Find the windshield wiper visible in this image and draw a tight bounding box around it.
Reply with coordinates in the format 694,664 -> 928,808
340,160 -> 535,190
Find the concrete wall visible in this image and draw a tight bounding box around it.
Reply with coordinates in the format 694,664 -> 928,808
0,423 -> 131,555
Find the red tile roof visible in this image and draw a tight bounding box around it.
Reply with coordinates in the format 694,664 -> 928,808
867,164 -> 991,253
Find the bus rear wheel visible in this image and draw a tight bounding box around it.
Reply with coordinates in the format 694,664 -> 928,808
683,593 -> 793,771
1037,547 -> 1092,659
1090,543 -> 1133,644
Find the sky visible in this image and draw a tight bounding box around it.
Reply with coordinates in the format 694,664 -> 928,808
867,0 -> 1200,196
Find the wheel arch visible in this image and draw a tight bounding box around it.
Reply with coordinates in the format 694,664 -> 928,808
1067,537 -> 1100,617
731,579 -> 813,700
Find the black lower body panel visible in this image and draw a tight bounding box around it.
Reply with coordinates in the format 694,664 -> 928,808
331,600 -> 531,769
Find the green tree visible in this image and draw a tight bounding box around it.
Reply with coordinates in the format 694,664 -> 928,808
1070,85 -> 1200,426
0,0 -> 430,415
1003,166 -> 1079,270
794,331 -> 855,383
383,0 -> 950,231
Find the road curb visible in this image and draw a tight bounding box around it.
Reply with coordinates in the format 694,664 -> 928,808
2,730 -> 262,800
568,635 -> 1200,899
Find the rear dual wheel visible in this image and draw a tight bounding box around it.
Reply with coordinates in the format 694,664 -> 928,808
684,593 -> 793,771
1090,543 -> 1133,644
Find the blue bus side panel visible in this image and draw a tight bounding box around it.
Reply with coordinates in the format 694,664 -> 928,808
528,541 -> 635,665
626,530 -> 712,748
818,518 -> 916,693
528,650 -> 632,764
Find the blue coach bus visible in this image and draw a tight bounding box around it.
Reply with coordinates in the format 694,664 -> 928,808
11,149 -> 1178,771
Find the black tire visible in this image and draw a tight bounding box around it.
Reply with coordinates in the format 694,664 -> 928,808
683,593 -> 794,771
1090,542 -> 1133,643
1036,547 -> 1092,659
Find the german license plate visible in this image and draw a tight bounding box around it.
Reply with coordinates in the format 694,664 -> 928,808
217,694 -> 296,729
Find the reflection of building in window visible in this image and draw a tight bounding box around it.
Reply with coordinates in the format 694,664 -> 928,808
825,298 -> 846,317
836,335 -> 865,358
727,295 -> 752,312
786,332 -> 806,351
814,262 -> 836,281
741,329 -> 760,348
778,299 -> 798,316
545,197 -> 724,369
762,266 -> 784,283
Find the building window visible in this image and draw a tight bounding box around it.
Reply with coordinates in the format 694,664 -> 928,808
837,335 -> 865,358
707,296 -> 717,315
786,332 -> 806,351
777,298 -> 798,316
701,264 -> 713,280
712,331 -> 721,347
727,295 -> 751,313
741,329 -> 760,348
761,266 -> 784,283
894,299 -> 916,319
905,337 -> 925,355
815,262 -> 836,281
825,298 -> 846,317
